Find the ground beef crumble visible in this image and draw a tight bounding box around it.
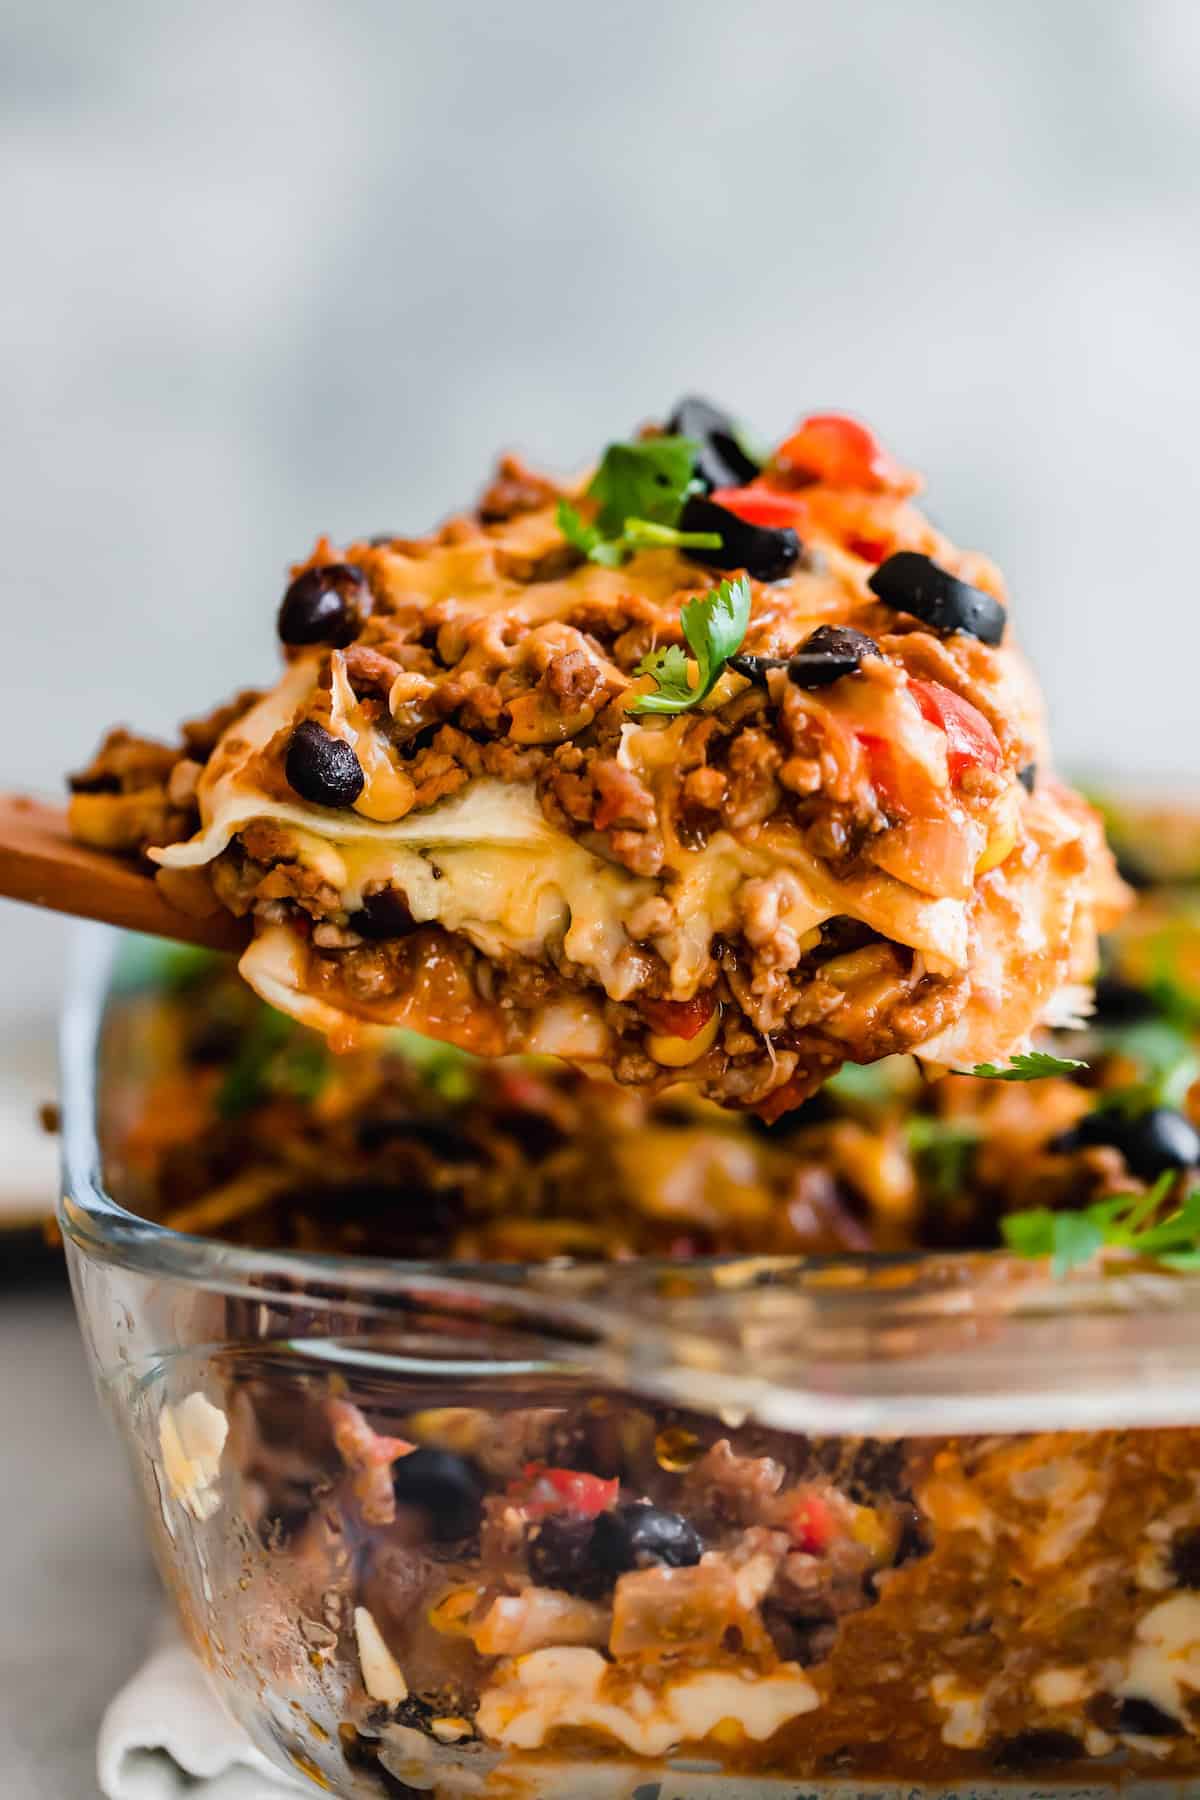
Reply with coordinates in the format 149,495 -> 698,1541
68,434 -> 1122,1107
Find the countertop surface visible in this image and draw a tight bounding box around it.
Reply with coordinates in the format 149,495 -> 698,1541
2,1279 -> 158,1799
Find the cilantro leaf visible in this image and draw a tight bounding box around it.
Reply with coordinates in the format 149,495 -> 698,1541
1047,1211 -> 1107,1277
906,1115 -> 981,1203
557,437 -> 719,567
682,575 -> 752,681
1000,1206 -> 1058,1259
961,1050 -> 1087,1082
216,1006 -> 330,1119
824,1060 -> 901,1105
1096,1027 -> 1199,1118
1002,1172 -> 1200,1276
589,437 -> 700,533
1001,1205 -> 1106,1277
557,498 -> 601,558
633,642 -> 695,709
631,576 -> 752,715
389,1029 -> 479,1103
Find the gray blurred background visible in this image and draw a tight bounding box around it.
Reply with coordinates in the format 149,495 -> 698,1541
3,5 -> 1200,1789
4,0 -> 1200,1118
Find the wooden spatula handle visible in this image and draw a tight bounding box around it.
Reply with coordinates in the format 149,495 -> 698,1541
0,792 -> 250,952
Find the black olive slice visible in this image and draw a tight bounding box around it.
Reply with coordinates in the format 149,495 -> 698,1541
1091,975 -> 1156,1023
351,886 -> 416,940
867,551 -> 1006,645
1169,1524 -> 1200,1589
67,770 -> 121,795
278,563 -> 370,648
391,1448 -> 484,1540
727,654 -> 789,685
667,395 -> 761,491
285,720 -> 365,808
1114,851 -> 1156,892
731,624 -> 880,690
680,494 -> 800,583
1052,1104 -> 1200,1180
1018,761 -> 1037,793
355,1116 -> 475,1160
527,1514 -> 602,1595
1116,1697 -> 1184,1738
589,1503 -> 704,1575
992,1729 -> 1084,1770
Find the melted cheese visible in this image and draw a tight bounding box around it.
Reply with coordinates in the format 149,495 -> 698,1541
475,1645 -> 818,1756
153,653 -> 985,1023
929,1673 -> 990,1750
911,784 -> 1113,1067
1119,1593 -> 1200,1725
241,923 -> 613,1059
353,1606 -> 408,1705
157,1393 -> 228,1523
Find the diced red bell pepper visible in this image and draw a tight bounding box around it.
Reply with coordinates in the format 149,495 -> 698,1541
787,1491 -> 835,1555
774,414 -> 908,493
909,679 -> 1002,784
640,994 -> 717,1041
709,482 -> 806,529
521,1464 -> 619,1518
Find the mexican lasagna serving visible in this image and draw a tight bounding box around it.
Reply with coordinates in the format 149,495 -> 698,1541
69,401 -> 1125,1109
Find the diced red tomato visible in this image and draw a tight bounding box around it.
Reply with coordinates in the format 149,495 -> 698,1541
752,1072 -> 822,1125
855,732 -> 913,815
787,1491 -> 835,1555
909,679 -> 1002,784
494,1068 -> 558,1113
709,482 -> 806,528
773,414 -> 911,494
640,994 -> 717,1041
521,1464 -> 619,1519
844,533 -> 891,565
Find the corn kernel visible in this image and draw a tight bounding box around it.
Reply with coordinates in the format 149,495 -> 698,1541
647,1008 -> 720,1067
655,1426 -> 706,1472
848,1503 -> 893,1562
977,792 -> 1020,874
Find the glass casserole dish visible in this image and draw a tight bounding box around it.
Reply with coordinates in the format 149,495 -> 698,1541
60,924 -> 1200,1797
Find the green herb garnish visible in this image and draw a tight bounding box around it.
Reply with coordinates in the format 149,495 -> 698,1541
216,1005 -> 330,1119
557,502 -> 721,568
1145,921 -> 1200,1031
1091,1019 -> 1199,1117
557,436 -> 721,567
961,1050 -> 1087,1082
388,1030 -> 479,1103
824,1060 -> 899,1105
590,436 -> 700,531
1003,1174 -> 1200,1275
906,1115 -> 981,1202
631,576 -> 752,716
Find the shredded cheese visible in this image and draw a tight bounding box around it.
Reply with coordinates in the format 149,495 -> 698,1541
475,1646 -> 818,1755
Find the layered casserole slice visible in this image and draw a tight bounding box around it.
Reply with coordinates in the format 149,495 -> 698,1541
69,402 -> 1126,1110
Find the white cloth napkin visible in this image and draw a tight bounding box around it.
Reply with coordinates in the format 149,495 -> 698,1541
98,1622 -> 305,1800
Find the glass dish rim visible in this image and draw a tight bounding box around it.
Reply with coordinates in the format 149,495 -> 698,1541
58,922 -> 1200,1439
56,920 -> 952,1296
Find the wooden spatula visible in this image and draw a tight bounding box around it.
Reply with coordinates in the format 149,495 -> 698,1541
0,793 -> 250,952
